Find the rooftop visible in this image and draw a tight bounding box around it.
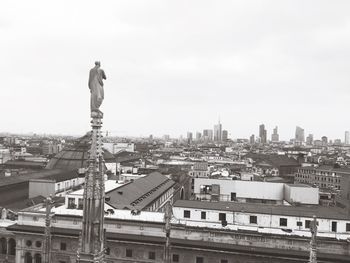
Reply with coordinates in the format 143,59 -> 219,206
286,183 -> 312,188
299,165 -> 350,174
246,153 -> 300,167
51,205 -> 165,223
0,169 -> 77,188
34,169 -> 79,182
174,200 -> 350,220
2,160 -> 46,169
107,172 -> 175,210
45,133 -> 115,170
68,180 -> 123,196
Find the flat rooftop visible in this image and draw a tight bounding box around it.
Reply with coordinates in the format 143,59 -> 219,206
68,180 -> 123,196
174,200 -> 350,221
286,183 -> 312,188
0,169 -> 77,187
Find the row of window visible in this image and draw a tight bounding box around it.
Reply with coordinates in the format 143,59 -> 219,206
24,252 -> 41,263
26,240 -> 67,251
57,179 -> 77,192
125,249 -> 155,260
297,169 -> 340,176
195,257 -> 228,263
184,210 -> 227,222
0,237 -> 16,255
295,180 -> 341,190
67,198 -> 83,209
25,240 -> 42,248
146,188 -> 173,212
182,210 -> 350,232
123,248 -> 228,263
296,174 -> 341,183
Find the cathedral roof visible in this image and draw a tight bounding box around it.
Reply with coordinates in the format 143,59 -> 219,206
45,133 -> 115,170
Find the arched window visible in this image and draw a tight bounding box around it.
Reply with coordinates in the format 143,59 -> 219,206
0,237 -> 7,254
8,238 -> 16,255
25,252 -> 32,263
34,253 -> 42,263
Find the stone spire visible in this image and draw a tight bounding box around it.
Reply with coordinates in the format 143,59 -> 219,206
77,115 -> 106,263
163,201 -> 172,263
309,215 -> 317,263
44,196 -> 54,263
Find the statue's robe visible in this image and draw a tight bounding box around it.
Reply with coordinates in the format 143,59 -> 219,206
89,66 -> 106,112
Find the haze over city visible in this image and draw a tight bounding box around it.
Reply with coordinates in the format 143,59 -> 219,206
1,0 -> 349,139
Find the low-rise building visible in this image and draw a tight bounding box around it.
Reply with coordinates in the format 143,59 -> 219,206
118,173 -> 146,183
173,200 -> 350,236
29,170 -> 85,198
247,154 -> 300,176
104,143 -> 135,154
64,172 -> 175,212
188,162 -> 209,178
1,195 -> 350,263
193,178 -> 319,205
295,166 -> 350,200
107,172 -> 175,212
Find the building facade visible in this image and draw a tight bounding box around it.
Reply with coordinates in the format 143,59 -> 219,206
271,126 -> 279,142
173,200 -> 350,237
193,178 -> 319,204
295,126 -> 305,143
202,129 -> 213,141
345,131 -> 349,145
295,166 -> 350,200
306,134 -> 314,145
3,199 -> 350,263
259,124 -> 267,144
214,122 -> 222,142
222,130 -> 228,141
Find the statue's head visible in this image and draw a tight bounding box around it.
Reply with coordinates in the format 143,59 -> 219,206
95,61 -> 101,67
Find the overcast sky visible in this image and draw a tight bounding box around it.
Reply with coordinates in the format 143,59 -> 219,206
1,0 -> 349,140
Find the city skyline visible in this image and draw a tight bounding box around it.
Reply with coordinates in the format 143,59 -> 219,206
1,2 -> 350,263
1,123 -> 349,144
1,1 -> 350,140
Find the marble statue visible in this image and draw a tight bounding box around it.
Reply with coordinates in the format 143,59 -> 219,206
1,208 -> 7,219
89,61 -> 106,117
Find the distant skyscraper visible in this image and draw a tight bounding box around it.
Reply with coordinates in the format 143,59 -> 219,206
259,124 -> 267,144
203,129 -> 213,141
250,134 -> 255,144
214,120 -> 222,142
196,132 -> 202,141
259,124 -> 264,138
222,130 -> 228,141
163,135 -> 170,141
295,126 -> 305,143
271,126 -> 279,142
334,139 -> 342,145
306,134 -> 313,145
187,132 -> 193,142
321,136 -> 328,146
345,131 -> 349,145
